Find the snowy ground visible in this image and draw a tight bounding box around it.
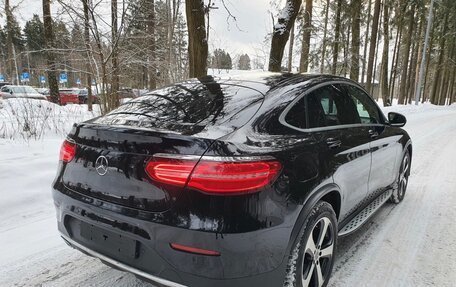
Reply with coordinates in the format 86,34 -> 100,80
0,98 -> 455,286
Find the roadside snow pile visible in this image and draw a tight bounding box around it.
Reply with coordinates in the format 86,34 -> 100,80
381,102 -> 456,115
0,99 -> 100,140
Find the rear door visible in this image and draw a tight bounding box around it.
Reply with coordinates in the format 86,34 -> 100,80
284,83 -> 372,220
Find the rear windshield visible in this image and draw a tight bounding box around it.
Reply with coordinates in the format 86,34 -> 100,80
93,79 -> 264,137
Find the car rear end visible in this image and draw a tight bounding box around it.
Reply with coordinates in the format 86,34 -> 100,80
59,89 -> 80,105
52,78 -> 293,286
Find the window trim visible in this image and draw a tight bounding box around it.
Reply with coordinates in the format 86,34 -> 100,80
279,80 -> 386,133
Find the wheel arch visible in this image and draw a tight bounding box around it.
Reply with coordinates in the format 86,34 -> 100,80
285,184 -> 342,256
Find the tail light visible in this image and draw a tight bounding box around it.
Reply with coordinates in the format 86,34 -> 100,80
145,154 -> 282,195
60,139 -> 76,162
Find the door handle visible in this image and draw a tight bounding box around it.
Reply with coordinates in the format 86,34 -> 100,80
326,138 -> 342,149
369,129 -> 379,139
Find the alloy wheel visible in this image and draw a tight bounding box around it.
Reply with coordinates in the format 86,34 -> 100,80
301,217 -> 335,287
398,154 -> 410,199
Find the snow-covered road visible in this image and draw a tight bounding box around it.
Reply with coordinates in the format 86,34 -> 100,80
0,104 -> 455,287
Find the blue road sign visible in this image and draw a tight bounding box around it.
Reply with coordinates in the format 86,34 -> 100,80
76,78 -> 81,85
0,74 -> 4,82
92,79 -> 96,85
40,76 -> 46,84
21,72 -> 30,82
59,73 -> 68,84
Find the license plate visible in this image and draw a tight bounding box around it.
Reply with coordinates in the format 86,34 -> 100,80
80,222 -> 139,259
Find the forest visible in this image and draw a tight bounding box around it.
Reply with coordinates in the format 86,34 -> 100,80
0,0 -> 455,113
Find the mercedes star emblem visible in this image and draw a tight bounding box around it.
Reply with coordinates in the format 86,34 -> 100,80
95,155 -> 109,176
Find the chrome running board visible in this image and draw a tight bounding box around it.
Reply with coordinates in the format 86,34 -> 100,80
61,234 -> 187,287
338,190 -> 392,236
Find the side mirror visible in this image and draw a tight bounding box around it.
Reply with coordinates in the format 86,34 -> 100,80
9,91 -> 13,95
388,112 -> 407,127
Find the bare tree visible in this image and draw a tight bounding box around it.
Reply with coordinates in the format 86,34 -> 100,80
299,0 -> 313,73
287,23 -> 295,72
332,0 -> 342,75
147,0 -> 157,89
350,0 -> 361,81
268,0 -> 301,72
42,0 -> 59,103
111,0 -> 119,108
82,0 -> 93,111
430,11 -> 448,104
186,0 -> 208,77
379,0 -> 390,106
365,0 -> 381,95
398,5 -> 415,104
320,0 -> 330,73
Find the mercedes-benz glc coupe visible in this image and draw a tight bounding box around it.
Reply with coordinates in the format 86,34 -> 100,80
53,73 -> 411,287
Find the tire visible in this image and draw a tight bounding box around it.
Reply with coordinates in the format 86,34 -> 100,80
284,201 -> 337,287
390,150 -> 410,204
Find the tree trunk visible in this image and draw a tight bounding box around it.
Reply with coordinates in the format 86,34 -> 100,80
350,0 -> 361,81
422,24 -> 435,103
299,0 -> 313,73
365,0 -> 381,95
111,0 -> 119,110
372,3 -> 383,99
413,12 -> 426,104
186,0 -> 208,77
430,12 -> 448,105
398,6 -> 415,104
446,41 -> 456,104
332,0 -> 342,75
389,25 -> 402,102
406,22 -> 421,104
320,0 -> 330,73
380,0 -> 389,106
5,0 -> 15,84
148,0 -> 157,89
361,0 -> 372,84
287,23 -> 295,72
449,67 -> 456,104
43,0 -> 59,103
269,0 -> 302,72
82,0 -> 93,111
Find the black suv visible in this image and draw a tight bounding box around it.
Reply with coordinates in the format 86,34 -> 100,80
53,73 -> 411,287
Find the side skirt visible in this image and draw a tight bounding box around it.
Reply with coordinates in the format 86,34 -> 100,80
338,190 -> 392,236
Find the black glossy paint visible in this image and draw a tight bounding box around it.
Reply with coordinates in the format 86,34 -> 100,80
52,73 -> 412,287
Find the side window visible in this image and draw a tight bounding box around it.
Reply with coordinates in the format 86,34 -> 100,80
284,96 -> 307,129
345,85 -> 381,124
284,84 -> 359,129
307,85 -> 343,128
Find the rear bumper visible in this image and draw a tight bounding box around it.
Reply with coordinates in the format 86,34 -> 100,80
61,234 -> 186,287
52,188 -> 292,287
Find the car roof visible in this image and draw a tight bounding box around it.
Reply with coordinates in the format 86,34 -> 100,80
193,72 -> 357,97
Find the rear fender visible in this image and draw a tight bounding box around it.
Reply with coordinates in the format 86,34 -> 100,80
285,183 -> 341,255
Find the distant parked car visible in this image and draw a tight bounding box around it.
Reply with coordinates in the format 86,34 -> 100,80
118,88 -> 138,99
77,89 -> 99,104
36,88 -> 50,96
58,89 -> 80,105
0,85 -> 48,101
0,82 -> 11,88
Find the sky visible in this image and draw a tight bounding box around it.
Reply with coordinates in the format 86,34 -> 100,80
2,0 -> 274,60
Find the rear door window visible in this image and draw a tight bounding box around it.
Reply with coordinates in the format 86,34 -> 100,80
284,84 -> 361,129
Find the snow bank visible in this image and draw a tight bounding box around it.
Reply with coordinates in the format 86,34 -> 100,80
0,99 -> 100,140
